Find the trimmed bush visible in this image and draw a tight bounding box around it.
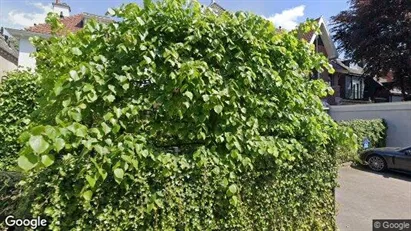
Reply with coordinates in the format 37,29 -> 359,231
0,171 -> 23,216
16,1 -> 353,230
337,119 -> 387,163
0,71 -> 39,171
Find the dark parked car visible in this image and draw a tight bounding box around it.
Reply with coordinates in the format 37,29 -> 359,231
359,146 -> 411,172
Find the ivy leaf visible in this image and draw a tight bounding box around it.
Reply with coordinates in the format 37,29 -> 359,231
214,105 -> 223,114
83,84 -> 94,92
54,138 -> 66,152
122,83 -> 130,91
227,184 -> 238,195
75,125 -> 88,138
114,168 -> 124,183
143,56 -> 152,64
69,70 -> 79,81
101,122 -> 111,135
184,91 -> 193,100
86,175 -> 97,188
41,154 -> 55,167
202,95 -> 210,102
183,102 -> 190,108
18,131 -> 31,143
105,95 -> 115,103
136,17 -> 145,26
83,190 -> 93,201
72,47 -> 82,56
87,91 -> 98,102
104,112 -> 114,121
29,136 -> 50,154
230,195 -> 239,206
18,153 -> 38,171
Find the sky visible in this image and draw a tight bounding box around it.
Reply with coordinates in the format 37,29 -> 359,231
0,0 -> 350,31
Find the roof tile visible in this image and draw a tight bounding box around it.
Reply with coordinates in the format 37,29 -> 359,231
26,14 -> 84,34
25,13 -> 112,35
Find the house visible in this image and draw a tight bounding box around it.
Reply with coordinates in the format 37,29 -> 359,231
5,0 -> 112,70
300,17 -> 368,105
0,28 -> 18,82
208,1 -> 226,14
364,73 -> 410,102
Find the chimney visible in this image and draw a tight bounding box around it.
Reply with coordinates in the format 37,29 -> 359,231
52,0 -> 71,17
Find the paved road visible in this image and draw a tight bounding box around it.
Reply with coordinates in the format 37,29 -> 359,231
336,165 -> 411,231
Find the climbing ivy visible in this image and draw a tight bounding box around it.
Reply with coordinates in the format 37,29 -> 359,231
0,71 -> 39,170
17,0 -> 354,230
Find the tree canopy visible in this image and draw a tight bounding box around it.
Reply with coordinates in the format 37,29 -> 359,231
331,0 -> 411,98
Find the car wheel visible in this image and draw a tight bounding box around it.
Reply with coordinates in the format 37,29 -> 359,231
367,155 -> 387,172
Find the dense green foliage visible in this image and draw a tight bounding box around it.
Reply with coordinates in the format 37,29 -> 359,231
0,172 -> 25,217
337,119 -> 386,163
15,0 -> 353,230
0,71 -> 39,171
331,0 -> 411,99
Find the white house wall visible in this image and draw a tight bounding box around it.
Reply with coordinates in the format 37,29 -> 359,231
329,102 -> 411,147
18,38 -> 36,70
0,55 -> 18,81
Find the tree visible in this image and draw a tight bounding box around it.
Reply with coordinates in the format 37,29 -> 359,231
15,0 -> 353,230
331,0 -> 411,99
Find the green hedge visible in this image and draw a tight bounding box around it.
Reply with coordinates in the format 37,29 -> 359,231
0,172 -> 23,216
0,71 -> 38,229
0,71 -> 39,171
13,1 -> 353,230
0,171 -> 34,230
337,119 -> 387,163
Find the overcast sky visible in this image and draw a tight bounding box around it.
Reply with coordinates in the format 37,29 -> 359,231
0,0 -> 349,30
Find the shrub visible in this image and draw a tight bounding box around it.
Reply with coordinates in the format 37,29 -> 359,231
0,71 -> 39,171
17,0 -> 353,230
337,119 -> 387,163
0,171 -> 24,216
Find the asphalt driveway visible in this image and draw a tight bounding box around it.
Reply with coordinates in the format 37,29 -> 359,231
336,165 -> 411,231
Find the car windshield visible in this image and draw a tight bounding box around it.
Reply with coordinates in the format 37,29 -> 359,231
400,146 -> 411,151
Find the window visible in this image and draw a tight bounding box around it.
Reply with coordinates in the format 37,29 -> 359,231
345,76 -> 364,99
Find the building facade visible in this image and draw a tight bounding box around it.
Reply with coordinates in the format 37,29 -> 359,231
0,28 -> 18,82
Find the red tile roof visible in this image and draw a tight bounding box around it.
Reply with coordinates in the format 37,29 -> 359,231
26,14 -> 84,34
25,13 -> 112,35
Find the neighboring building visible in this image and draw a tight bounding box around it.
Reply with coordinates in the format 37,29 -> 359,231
330,59 -> 366,104
208,1 -> 226,14
5,0 -> 111,70
299,17 -> 367,105
0,28 -> 18,82
364,74 -> 409,103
